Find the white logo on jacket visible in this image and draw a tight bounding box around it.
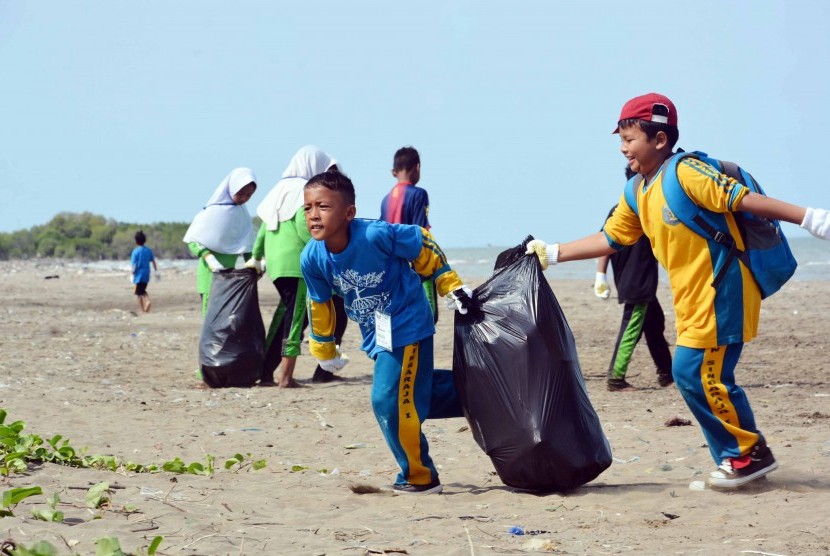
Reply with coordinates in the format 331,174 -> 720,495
333,269 -> 391,327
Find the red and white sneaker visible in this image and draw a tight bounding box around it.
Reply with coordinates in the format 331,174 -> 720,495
708,443 -> 778,489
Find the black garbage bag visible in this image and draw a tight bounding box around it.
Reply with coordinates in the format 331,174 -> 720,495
452,238 -> 612,492
200,269 -> 265,388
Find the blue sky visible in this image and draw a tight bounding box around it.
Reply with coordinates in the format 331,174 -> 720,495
2,0 -> 830,247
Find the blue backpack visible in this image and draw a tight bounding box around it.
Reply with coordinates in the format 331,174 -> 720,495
623,150 -> 797,299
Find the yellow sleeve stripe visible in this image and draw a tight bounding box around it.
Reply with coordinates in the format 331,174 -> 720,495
309,337 -> 337,360
413,228 -> 449,276
308,298 -> 335,339
421,233 -> 449,266
435,270 -> 463,297
307,298 -> 337,360
409,227 -> 464,296
680,158 -> 750,211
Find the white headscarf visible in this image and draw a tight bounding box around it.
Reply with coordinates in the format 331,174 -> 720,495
256,146 -> 338,231
183,167 -> 257,254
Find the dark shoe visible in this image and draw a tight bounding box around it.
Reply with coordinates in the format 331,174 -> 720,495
607,378 -> 637,391
388,479 -> 443,495
707,443 -> 778,489
657,372 -> 674,387
312,368 -> 345,383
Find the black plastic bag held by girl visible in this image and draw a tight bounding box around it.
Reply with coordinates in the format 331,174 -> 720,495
200,269 -> 265,388
453,239 -> 612,492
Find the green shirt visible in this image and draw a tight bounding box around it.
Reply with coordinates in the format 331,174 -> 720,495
251,207 -> 311,281
187,242 -> 246,295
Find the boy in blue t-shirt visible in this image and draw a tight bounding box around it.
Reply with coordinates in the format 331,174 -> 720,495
301,171 -> 472,494
130,230 -> 158,313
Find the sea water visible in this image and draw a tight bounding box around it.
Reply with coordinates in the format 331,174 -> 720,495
66,236 -> 828,282
443,236 -> 829,282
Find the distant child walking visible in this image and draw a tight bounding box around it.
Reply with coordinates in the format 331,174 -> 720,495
301,171 -> 473,494
527,93 -> 830,489
379,146 -> 439,322
130,230 -> 158,313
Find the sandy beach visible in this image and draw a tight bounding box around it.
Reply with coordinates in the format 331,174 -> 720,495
0,259 -> 828,555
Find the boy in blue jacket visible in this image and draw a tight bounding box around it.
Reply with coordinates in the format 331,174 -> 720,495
301,171 -> 472,494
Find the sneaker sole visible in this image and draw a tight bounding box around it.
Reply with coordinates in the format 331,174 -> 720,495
387,484 -> 444,495
707,460 -> 779,489
607,385 -> 638,392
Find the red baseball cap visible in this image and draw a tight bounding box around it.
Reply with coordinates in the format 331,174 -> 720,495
613,93 -> 677,133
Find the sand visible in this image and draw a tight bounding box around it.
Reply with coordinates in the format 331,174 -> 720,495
0,260 -> 828,555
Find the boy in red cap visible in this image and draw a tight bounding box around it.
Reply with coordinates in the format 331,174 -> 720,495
527,92 -> 830,489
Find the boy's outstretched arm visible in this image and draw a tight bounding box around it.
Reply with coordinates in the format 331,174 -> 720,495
738,193 -> 830,239
411,228 -> 473,313
527,232 -> 616,270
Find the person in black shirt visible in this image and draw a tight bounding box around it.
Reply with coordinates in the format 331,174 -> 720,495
595,174 -> 673,391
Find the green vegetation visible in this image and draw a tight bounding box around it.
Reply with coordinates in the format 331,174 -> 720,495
1,482 -> 163,555
0,211 -> 263,261
6,534 -> 162,556
0,408 -> 268,555
0,409 -> 266,478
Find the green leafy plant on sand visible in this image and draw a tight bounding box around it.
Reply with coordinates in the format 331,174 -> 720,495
0,486 -> 42,518
161,455 -> 214,476
224,453 -> 267,473
4,535 -> 163,556
30,492 -> 63,523
8,482 -> 134,523
0,483 -> 162,555
0,409 -> 266,479
0,407 -> 267,553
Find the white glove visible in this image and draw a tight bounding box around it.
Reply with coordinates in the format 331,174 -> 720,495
525,240 -> 559,270
244,258 -> 263,273
594,272 -> 610,299
801,207 -> 830,240
154,271 -> 161,282
204,253 -> 225,272
446,285 -> 474,315
318,352 -> 350,373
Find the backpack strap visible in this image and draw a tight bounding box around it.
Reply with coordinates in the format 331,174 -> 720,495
661,151 -> 747,289
622,156 -> 675,217
623,175 -> 640,217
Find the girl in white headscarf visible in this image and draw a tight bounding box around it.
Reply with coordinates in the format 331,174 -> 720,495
246,146 -> 344,387
184,167 -> 257,314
